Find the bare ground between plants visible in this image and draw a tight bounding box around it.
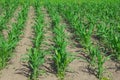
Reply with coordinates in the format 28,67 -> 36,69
0,6 -> 35,80
40,7 -> 54,52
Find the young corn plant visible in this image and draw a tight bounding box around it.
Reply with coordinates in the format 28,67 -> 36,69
46,4 -> 71,80
0,4 -> 28,69
107,26 -> 120,61
0,33 -> 18,69
34,8 -> 44,49
88,46 -> 109,79
97,51 -> 108,79
53,25 -> 71,80
45,3 -> 71,79
0,0 -> 18,31
97,24 -> 108,39
76,23 -> 94,48
27,4 -> 45,80
28,48 -> 44,80
0,35 -> 11,68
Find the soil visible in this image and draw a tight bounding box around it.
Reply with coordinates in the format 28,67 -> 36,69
0,6 -> 35,80
40,7 -> 54,51
104,60 -> 120,80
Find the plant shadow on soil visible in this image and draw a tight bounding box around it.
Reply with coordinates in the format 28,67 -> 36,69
43,60 -> 57,75
115,63 -> 120,72
106,63 -> 120,73
15,64 -> 30,77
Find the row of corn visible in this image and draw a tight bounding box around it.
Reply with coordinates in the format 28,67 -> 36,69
0,2 -> 29,69
27,1 -> 45,80
0,0 -> 19,31
45,3 -> 72,80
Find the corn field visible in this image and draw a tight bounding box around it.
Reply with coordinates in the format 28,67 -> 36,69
0,0 -> 120,80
